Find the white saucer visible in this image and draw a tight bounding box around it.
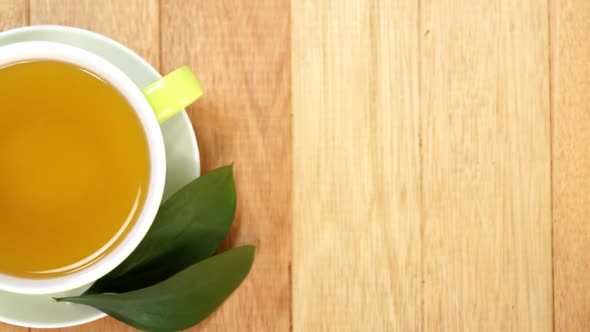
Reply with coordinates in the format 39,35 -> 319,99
0,25 -> 201,329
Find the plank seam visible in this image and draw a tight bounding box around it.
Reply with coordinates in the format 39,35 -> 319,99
25,0 -> 29,26
417,0 -> 424,331
157,0 -> 162,72
288,1 -> 294,330
547,0 -> 556,330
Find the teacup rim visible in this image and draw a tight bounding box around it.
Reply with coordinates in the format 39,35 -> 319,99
0,41 -> 167,295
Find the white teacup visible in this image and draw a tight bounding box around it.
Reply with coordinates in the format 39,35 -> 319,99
0,41 -> 202,295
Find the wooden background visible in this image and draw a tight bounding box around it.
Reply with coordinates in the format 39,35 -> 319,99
0,0 -> 589,331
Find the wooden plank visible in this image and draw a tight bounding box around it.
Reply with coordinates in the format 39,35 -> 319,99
0,0 -> 30,328
420,0 -> 553,330
29,0 -> 159,67
0,0 -> 27,31
292,0 -> 421,330
551,0 -> 590,330
161,1 -> 291,331
29,1 -> 159,331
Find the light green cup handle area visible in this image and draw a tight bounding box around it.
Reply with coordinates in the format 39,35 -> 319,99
141,66 -> 203,123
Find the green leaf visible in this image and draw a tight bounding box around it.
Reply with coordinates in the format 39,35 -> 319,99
86,165 -> 236,294
57,246 -> 255,332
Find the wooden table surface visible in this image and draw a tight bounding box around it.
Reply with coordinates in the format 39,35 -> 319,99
0,0 -> 589,331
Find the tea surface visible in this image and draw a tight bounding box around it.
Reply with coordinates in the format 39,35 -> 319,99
0,60 -> 150,278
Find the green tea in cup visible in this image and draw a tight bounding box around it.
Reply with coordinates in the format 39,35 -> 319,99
0,41 -> 201,295
0,60 -> 150,278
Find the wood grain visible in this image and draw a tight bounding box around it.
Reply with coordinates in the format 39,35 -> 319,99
161,1 -> 291,331
30,0 -> 159,67
0,3 -> 30,331
551,0 -> 590,331
420,0 -> 553,330
293,0 -> 554,331
0,0 -> 26,31
1,0 -> 588,331
292,0 -> 422,330
28,1 -> 159,331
